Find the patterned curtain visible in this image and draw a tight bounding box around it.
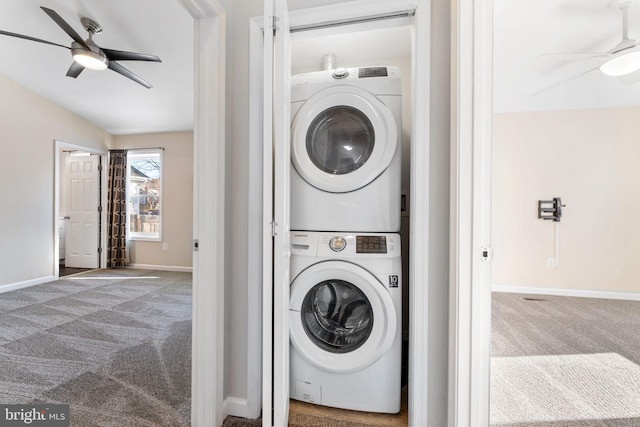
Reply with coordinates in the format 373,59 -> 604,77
107,150 -> 128,267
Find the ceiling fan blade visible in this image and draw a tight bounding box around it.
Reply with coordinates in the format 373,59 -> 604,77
102,49 -> 161,62
537,52 -> 609,59
108,61 -> 153,89
530,66 -> 600,97
40,7 -> 90,50
0,29 -> 70,49
66,62 -> 85,78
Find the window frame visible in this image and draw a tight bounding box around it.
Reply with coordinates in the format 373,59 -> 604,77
126,148 -> 163,242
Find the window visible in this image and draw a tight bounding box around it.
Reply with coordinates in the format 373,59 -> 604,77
127,149 -> 162,241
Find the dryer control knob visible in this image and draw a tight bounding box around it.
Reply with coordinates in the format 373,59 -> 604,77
329,236 -> 347,252
332,68 -> 349,79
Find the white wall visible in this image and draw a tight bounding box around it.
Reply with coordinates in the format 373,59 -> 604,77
219,0 -> 451,424
113,132 -> 193,270
0,74 -> 112,289
492,107 -> 640,293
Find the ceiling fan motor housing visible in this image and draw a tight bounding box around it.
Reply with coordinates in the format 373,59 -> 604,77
71,40 -> 108,70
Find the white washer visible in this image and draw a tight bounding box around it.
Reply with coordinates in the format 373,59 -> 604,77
290,66 -> 402,232
289,231 -> 402,413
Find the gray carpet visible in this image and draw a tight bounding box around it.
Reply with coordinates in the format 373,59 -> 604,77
491,292 -> 640,426
0,269 -> 192,426
10,276 -> 630,426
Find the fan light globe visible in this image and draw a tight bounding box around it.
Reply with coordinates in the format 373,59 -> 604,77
72,49 -> 108,70
600,51 -> 640,76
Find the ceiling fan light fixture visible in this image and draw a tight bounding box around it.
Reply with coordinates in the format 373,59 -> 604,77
71,47 -> 108,70
600,50 -> 640,76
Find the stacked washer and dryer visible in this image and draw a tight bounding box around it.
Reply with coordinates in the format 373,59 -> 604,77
289,62 -> 403,413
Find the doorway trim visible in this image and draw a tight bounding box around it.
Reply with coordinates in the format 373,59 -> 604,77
248,1 -> 433,425
54,140 -> 107,278
449,0 -> 493,425
177,0 -> 227,426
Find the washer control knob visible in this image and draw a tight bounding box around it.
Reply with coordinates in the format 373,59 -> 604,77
332,68 -> 349,79
329,236 -> 347,252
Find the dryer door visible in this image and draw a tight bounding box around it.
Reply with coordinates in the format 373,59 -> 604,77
290,260 -> 397,373
291,86 -> 398,193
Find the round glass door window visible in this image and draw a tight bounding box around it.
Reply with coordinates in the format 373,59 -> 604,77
301,279 -> 374,354
306,106 -> 375,175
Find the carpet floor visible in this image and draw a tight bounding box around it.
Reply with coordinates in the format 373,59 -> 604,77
4,272 -> 637,426
0,269 -> 192,426
491,292 -> 640,426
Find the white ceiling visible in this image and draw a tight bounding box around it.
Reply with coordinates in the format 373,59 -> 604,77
494,0 -> 640,113
4,1 -> 638,133
0,0 -> 193,135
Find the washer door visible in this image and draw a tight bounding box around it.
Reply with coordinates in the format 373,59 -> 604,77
291,86 -> 398,193
290,260 -> 397,373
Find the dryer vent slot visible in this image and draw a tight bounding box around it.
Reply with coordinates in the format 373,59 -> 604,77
359,67 -> 388,78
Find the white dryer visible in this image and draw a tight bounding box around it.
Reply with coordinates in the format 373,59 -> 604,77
289,231 -> 402,413
290,66 -> 402,232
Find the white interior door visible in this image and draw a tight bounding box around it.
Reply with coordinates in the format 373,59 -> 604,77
263,0 -> 291,425
65,154 -> 100,269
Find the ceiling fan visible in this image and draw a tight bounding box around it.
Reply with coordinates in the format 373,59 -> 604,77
0,6 -> 161,88
534,0 -> 640,95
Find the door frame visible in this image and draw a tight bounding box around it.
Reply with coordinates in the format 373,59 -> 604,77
249,1 -> 433,425
54,140 -> 107,278
449,0 -> 493,425
179,0 -> 227,426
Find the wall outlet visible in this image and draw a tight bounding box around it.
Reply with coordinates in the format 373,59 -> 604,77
546,258 -> 555,268
162,243 -> 168,251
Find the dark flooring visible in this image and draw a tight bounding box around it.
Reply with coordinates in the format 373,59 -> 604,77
58,264 -> 94,277
223,387 -> 408,427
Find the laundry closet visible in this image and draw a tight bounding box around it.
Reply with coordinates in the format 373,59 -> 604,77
286,17 -> 413,415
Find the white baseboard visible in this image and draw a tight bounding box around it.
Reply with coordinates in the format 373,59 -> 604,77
492,284 -> 640,301
126,264 -> 192,273
223,396 -> 260,420
0,275 -> 56,295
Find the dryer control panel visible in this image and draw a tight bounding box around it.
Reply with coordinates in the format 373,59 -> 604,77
358,67 -> 388,78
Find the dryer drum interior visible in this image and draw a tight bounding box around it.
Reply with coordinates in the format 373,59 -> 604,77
301,279 -> 374,354
306,106 -> 375,175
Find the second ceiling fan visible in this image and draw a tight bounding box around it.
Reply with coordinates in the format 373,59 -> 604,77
534,0 -> 640,95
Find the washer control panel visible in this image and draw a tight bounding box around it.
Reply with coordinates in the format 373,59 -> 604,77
355,235 -> 387,254
291,232 -> 400,257
329,236 -> 347,252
